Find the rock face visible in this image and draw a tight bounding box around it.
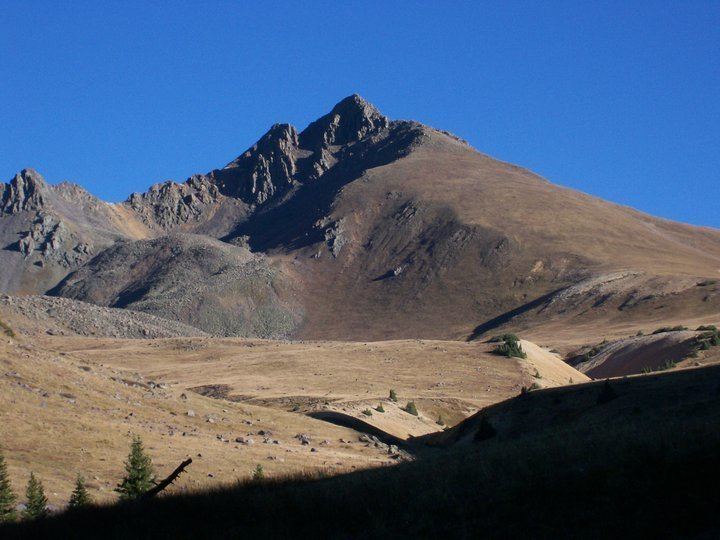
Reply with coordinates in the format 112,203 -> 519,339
212,124 -> 302,204
1,169 -> 46,214
209,95 -> 397,208
127,175 -> 223,229
4,95 -> 720,340
0,169 -> 134,294
300,94 -> 389,147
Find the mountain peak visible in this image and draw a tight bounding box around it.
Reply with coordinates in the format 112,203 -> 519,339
330,93 -> 381,116
300,94 -> 389,147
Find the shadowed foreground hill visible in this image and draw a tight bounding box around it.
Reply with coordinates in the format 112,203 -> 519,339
5,366 -> 719,539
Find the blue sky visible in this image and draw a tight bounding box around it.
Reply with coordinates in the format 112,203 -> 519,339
1,1 -> 718,227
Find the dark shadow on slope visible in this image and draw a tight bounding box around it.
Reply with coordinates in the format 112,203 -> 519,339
466,287 -> 567,341
371,269 -> 397,282
306,411 -> 409,448
5,365 -> 720,539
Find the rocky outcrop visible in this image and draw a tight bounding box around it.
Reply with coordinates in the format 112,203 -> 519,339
211,124 -> 302,204
209,95 -> 393,207
127,174 -> 222,230
1,169 -> 47,214
299,94 -> 389,147
14,213 -> 92,267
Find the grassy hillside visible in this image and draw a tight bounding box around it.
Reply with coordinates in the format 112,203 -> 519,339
4,365 -> 719,539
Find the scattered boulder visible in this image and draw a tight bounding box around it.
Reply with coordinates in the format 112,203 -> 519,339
295,433 -> 312,445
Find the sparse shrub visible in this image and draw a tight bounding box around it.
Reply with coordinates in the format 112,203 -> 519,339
491,334 -> 527,359
376,404 -> 385,413
23,472 -> 48,520
697,280 -> 717,286
0,451 -> 17,522
0,319 -> 14,339
403,402 -> 419,416
636,330 -> 644,336
252,464 -> 264,482
362,408 -> 373,417
581,342 -> 606,362
644,360 -> 677,373
520,382 -> 541,394
695,326 -> 720,348
652,325 -> 688,334
696,325 -> 718,332
389,389 -> 398,402
532,368 -> 541,379
68,475 -> 91,509
436,415 -> 445,426
115,435 -> 155,500
488,333 -> 519,343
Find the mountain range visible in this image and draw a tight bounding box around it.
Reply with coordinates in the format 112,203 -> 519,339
2,95 -> 719,340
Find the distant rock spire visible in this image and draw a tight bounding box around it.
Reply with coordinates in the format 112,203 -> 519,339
1,169 -> 47,214
299,94 -> 389,147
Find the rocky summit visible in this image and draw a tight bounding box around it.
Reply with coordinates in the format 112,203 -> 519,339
1,95 -> 720,339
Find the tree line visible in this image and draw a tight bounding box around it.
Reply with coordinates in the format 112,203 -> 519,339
0,435 -> 156,522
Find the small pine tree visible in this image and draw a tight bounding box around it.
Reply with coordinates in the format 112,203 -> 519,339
362,408 -> 373,417
0,451 -> 17,523
389,389 -> 398,402
404,402 -> 419,416
491,334 -> 527,359
376,403 -> 385,413
252,464 -> 264,482
115,435 -> 156,500
68,475 -> 91,509
23,472 -> 48,519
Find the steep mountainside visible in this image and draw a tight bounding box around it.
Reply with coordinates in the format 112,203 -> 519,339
3,95 -> 720,339
52,234 -> 302,337
0,169 -> 149,294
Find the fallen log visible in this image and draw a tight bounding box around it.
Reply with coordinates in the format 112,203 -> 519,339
142,458 -> 193,499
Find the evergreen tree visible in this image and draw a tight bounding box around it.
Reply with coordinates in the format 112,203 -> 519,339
404,401 -> 419,416
23,472 -> 48,519
252,464 -> 265,482
0,451 -> 17,523
115,436 -> 156,500
68,474 -> 92,508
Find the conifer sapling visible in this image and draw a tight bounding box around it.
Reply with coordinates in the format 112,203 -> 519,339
69,474 -> 92,508
24,472 -> 48,519
0,451 -> 17,523
115,435 -> 156,500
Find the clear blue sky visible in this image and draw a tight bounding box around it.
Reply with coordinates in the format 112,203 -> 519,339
2,1 -> 718,227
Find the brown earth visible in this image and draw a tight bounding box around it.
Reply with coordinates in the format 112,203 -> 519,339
0,326 -> 585,506
3,95 -> 719,342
